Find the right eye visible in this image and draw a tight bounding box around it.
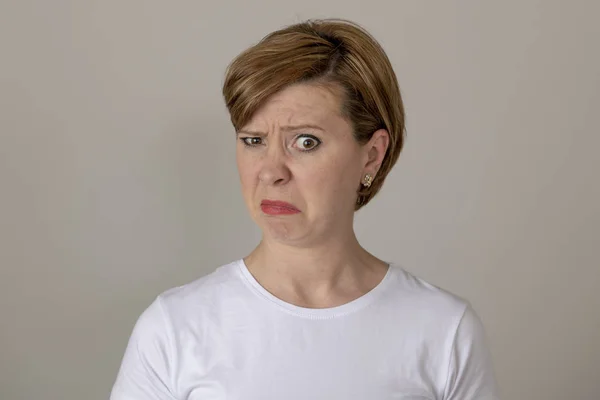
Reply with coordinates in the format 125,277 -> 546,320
240,137 -> 263,146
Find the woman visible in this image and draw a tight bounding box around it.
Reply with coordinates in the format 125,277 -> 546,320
111,19 -> 499,400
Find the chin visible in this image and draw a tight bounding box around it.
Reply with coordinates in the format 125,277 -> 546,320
258,217 -> 311,244
261,219 -> 297,240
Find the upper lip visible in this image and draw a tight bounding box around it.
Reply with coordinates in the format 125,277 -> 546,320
261,199 -> 299,210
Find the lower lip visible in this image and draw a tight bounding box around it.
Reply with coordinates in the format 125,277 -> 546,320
260,204 -> 300,215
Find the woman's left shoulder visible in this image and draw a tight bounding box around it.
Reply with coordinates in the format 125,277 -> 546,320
387,264 -> 475,322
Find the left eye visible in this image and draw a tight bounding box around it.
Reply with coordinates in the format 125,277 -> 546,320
294,135 -> 321,151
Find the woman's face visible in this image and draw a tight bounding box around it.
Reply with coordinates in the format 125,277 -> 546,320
236,83 -> 383,246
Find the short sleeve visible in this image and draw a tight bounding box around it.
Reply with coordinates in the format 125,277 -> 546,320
443,304 -> 500,400
110,297 -> 177,400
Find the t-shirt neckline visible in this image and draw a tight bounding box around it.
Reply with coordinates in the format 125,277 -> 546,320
236,259 -> 396,319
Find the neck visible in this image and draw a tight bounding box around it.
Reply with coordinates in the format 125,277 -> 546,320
243,230 -> 389,307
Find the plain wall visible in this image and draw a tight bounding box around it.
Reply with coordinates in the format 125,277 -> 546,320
1,1 -> 599,399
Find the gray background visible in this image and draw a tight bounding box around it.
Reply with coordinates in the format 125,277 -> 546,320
1,1 -> 599,399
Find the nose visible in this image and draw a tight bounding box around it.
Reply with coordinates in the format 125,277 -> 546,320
258,142 -> 291,186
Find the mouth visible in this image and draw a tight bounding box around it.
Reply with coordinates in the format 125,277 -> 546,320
260,200 -> 300,215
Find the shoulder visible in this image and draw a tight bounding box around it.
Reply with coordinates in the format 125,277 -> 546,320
111,262 -> 245,399
160,259 -> 243,300
388,264 -> 470,320
385,264 -> 485,353
155,259 -> 246,321
125,259 -> 243,333
387,265 -> 498,398
120,259 -> 247,363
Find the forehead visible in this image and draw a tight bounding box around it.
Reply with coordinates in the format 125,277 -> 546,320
245,83 -> 346,129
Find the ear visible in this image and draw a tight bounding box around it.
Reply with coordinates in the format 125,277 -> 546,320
362,129 -> 390,177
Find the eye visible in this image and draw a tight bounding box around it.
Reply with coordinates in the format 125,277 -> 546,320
294,135 -> 321,152
240,137 -> 263,146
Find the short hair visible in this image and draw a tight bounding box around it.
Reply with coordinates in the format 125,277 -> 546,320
222,19 -> 406,210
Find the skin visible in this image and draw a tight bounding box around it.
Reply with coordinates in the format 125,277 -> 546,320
236,82 -> 391,309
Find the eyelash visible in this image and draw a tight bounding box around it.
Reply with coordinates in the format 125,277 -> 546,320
239,134 -> 322,152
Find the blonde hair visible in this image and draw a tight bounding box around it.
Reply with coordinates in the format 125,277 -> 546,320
222,19 -> 406,209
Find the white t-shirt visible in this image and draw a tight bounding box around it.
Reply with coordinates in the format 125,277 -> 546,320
111,260 -> 499,399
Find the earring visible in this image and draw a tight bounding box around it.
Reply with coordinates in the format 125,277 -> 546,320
362,174 -> 373,188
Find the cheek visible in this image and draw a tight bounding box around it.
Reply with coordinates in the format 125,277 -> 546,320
300,154 -> 360,203
236,155 -> 257,192
239,169 -> 256,193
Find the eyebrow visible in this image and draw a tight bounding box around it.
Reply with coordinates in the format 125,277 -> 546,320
237,124 -> 325,135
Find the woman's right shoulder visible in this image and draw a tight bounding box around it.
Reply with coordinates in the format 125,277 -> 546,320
132,259 -> 247,331
158,259 -> 245,311
112,260 -> 245,399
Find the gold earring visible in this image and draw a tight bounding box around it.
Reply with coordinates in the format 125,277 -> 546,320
362,174 -> 373,188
